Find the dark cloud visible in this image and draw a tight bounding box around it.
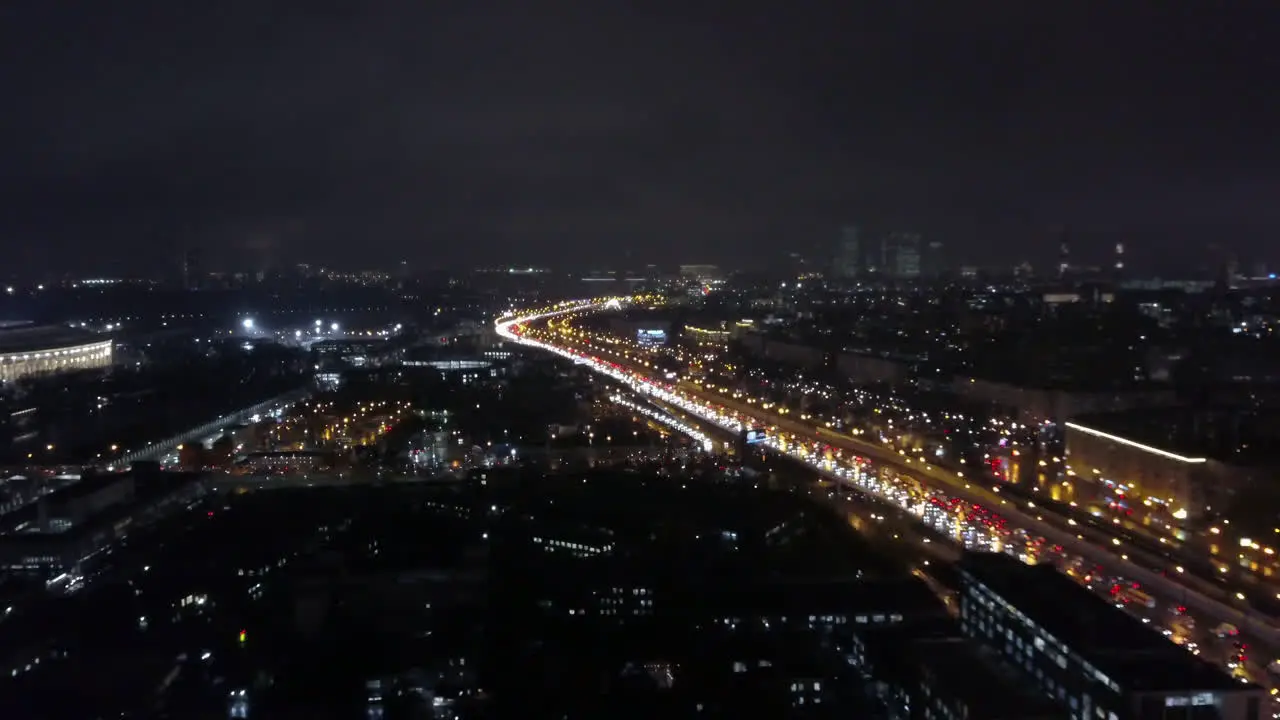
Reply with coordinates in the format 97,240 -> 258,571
2,1 -> 1279,275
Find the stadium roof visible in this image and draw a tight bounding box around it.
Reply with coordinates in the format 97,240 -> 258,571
0,325 -> 104,354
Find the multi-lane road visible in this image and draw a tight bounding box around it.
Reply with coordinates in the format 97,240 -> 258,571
518,305 -> 1274,621
497,301 -> 1280,690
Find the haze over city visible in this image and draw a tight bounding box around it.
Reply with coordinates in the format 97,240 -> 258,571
3,2 -> 1280,277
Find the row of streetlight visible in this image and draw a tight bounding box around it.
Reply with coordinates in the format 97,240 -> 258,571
242,318 -> 341,332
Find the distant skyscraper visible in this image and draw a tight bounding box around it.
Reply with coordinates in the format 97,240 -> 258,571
922,240 -> 945,277
1051,225 -> 1070,277
879,232 -> 921,279
834,226 -> 860,278
786,252 -> 810,279
182,248 -> 203,290
893,234 -> 921,279
679,265 -> 722,283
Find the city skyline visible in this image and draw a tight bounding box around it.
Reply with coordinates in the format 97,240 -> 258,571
4,255 -> 1280,713
6,2 -> 1280,705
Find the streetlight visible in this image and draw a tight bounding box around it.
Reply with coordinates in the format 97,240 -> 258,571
242,318 -> 255,330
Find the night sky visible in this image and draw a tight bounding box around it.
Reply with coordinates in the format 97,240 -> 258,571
2,2 -> 1279,276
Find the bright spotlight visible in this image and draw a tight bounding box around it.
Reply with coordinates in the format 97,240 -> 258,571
314,319 -> 322,327
242,318 -> 255,330
330,322 -> 340,332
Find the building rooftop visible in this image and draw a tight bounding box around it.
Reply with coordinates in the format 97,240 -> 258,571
959,552 -> 1243,693
0,324 -> 104,354
1068,407 -> 1280,467
703,576 -> 947,621
311,337 -> 388,349
913,637 -> 1069,720
855,622 -> 1066,719
42,471 -> 134,506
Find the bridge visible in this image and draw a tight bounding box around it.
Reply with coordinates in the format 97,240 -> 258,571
112,388 -> 312,468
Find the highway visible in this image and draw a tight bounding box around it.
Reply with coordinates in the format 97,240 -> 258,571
496,301 -> 1280,689
518,306 -> 1276,624
634,390 -> 964,614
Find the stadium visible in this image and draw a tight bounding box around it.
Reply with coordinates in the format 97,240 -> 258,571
0,323 -> 113,384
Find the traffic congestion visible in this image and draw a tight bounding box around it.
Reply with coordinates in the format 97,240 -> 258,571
498,302 -> 1280,707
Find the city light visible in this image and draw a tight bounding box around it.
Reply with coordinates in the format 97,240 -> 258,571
498,302 -> 1274,666
242,318 -> 255,330
1063,422 -> 1207,464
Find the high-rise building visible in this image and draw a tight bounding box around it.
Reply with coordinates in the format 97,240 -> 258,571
1052,226 -> 1070,277
785,252 -> 810,279
922,240 -> 945,277
678,265 -> 722,283
895,237 -> 921,279
834,226 -> 861,279
959,552 -> 1262,720
181,248 -> 203,291
881,232 -> 922,279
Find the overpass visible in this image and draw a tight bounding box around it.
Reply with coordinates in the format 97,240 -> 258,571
111,388 -> 312,468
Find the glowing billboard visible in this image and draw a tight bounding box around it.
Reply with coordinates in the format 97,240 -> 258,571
636,328 -> 667,346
